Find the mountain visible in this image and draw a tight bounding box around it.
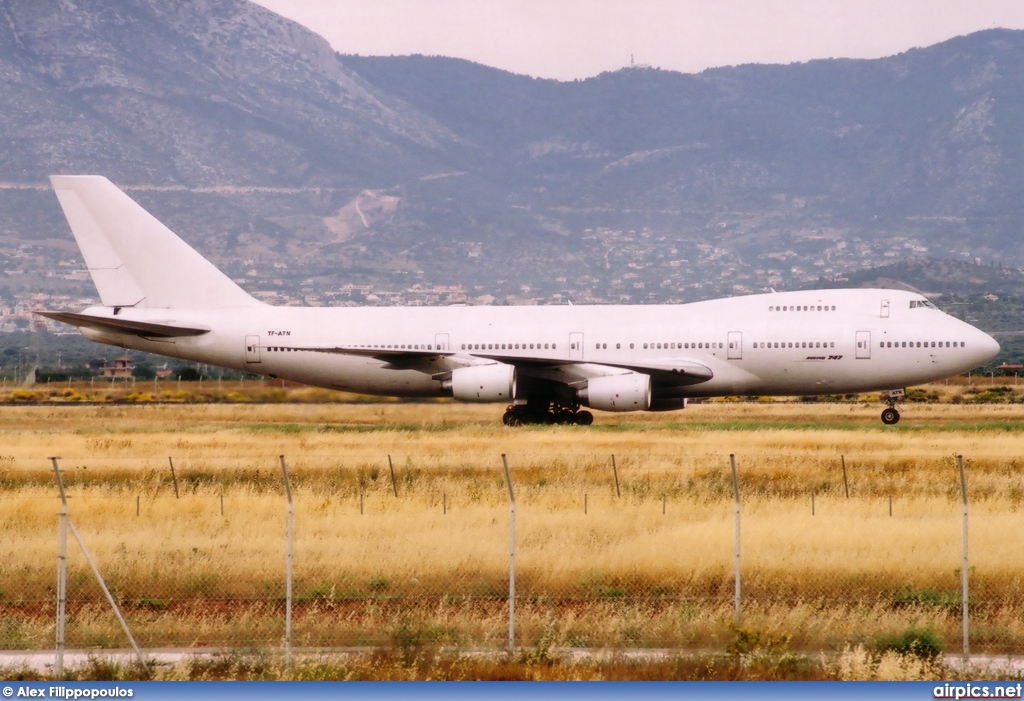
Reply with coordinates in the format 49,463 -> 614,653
0,0 -> 463,186
0,1 -> 1023,309
808,257 -> 1024,297
342,31 -> 1024,267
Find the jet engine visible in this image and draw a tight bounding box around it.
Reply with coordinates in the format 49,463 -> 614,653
649,397 -> 688,412
446,363 -> 517,402
578,372 -> 651,412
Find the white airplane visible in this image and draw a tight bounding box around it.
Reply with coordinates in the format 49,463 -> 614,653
38,175 -> 1000,426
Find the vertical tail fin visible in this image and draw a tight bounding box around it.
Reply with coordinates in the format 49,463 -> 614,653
50,175 -> 258,309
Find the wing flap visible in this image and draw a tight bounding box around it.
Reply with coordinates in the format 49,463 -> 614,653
518,359 -> 713,387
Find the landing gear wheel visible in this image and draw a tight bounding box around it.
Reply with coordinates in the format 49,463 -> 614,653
575,410 -> 594,426
502,409 -> 520,427
881,408 -> 900,425
552,411 -> 571,425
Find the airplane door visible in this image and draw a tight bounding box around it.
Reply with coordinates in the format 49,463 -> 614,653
727,331 -> 743,360
855,330 -> 871,359
880,300 -> 890,318
569,332 -> 584,360
245,335 -> 261,363
434,333 -> 450,351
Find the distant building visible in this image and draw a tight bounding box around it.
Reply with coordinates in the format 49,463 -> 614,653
101,356 -> 134,379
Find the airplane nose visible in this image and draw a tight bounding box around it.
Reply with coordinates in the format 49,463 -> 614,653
973,329 -> 1001,365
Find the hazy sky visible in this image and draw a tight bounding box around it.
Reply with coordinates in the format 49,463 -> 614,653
253,0 -> 1024,80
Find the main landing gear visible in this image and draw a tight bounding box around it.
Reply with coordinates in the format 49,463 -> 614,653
502,402 -> 593,427
881,388 -> 904,425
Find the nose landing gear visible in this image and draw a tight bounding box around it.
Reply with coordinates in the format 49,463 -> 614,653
880,389 -> 904,425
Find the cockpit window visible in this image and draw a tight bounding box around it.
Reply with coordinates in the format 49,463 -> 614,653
909,300 -> 938,310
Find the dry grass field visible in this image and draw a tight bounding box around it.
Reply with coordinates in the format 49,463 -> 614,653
1,386 -> 1024,678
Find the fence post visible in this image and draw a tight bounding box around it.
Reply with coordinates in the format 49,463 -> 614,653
841,455 -> 849,498
958,454 -> 969,662
730,454 -> 741,626
280,455 -> 294,667
387,455 -> 398,497
51,457 -> 67,679
52,459 -> 147,671
501,454 -> 516,655
168,457 -> 179,499
611,454 -> 620,497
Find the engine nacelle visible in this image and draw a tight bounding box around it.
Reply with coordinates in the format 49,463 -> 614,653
648,397 -> 688,412
447,363 -> 517,402
578,372 -> 651,412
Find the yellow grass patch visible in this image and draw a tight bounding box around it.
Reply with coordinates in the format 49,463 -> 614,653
0,401 -> 1022,653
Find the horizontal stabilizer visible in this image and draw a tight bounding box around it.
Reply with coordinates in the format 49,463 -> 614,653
36,311 -> 209,338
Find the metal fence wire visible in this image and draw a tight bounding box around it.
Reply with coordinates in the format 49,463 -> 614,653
0,452 -> 1020,658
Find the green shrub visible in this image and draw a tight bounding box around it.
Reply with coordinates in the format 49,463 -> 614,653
874,627 -> 943,659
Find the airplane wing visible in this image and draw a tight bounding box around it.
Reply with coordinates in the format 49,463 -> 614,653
294,345 -> 713,386
519,358 -> 713,387
36,311 -> 210,338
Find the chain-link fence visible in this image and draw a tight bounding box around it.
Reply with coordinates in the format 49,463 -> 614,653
0,451 -> 1021,658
